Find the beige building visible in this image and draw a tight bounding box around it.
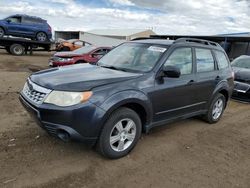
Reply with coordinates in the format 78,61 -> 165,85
54,29 -> 156,47
87,29 -> 156,41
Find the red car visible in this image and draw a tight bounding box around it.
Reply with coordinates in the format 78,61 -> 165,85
49,46 -> 111,67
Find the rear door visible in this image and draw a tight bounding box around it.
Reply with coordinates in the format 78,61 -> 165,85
194,48 -> 220,108
6,16 -> 23,34
21,17 -> 40,35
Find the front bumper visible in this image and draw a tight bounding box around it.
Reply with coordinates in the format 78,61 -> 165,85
232,81 -> 250,102
19,94 -> 106,146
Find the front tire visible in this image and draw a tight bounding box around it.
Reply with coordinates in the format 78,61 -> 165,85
203,93 -> 226,124
97,107 -> 142,159
5,46 -> 11,54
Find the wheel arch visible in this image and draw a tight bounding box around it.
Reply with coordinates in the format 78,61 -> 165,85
0,26 -> 5,32
99,91 -> 152,134
209,81 -> 230,108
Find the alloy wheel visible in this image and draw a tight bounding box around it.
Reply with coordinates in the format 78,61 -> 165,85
36,32 -> 47,42
212,98 -> 224,120
109,118 -> 136,152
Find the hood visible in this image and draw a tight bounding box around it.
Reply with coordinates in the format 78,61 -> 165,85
232,67 -> 250,83
54,51 -> 82,58
30,64 -> 142,91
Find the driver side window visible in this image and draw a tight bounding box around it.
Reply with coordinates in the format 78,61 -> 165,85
164,48 -> 193,75
7,16 -> 21,23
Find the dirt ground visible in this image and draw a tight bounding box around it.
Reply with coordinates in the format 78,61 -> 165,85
0,49 -> 249,188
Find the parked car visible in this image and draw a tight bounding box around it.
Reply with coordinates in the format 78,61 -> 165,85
19,38 -> 234,159
56,39 -> 92,51
231,55 -> 250,102
49,46 -> 111,66
0,14 -> 52,41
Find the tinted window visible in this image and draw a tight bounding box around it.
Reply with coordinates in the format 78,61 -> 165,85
23,17 -> 43,24
196,48 -> 215,72
74,41 -> 84,46
164,48 -> 192,75
215,51 -> 229,69
8,16 -> 21,23
94,49 -> 106,55
73,46 -> 96,54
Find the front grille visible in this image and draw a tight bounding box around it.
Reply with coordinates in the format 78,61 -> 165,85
22,79 -> 51,105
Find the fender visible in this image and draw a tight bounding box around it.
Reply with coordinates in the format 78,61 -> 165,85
99,90 -> 153,130
207,80 -> 230,108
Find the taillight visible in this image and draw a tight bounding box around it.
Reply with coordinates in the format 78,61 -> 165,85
48,24 -> 52,32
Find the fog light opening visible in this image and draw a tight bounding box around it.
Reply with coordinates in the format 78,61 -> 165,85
57,130 -> 70,142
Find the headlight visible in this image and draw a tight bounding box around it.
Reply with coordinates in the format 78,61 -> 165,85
44,91 -> 92,107
58,58 -> 73,62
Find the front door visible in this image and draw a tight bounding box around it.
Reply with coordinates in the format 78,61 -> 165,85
151,47 -> 199,122
6,16 -> 23,34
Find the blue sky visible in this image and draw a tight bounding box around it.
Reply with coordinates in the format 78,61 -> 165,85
0,0 -> 249,35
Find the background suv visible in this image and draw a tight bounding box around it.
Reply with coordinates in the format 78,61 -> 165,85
20,38 -> 234,159
0,14 -> 52,41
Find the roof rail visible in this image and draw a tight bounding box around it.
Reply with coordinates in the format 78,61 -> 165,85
174,38 -> 220,47
131,37 -> 152,41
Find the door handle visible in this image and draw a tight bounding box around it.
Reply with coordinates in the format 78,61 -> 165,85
215,76 -> 220,80
187,80 -> 195,85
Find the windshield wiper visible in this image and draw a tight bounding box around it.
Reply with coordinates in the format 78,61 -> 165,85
99,65 -> 128,72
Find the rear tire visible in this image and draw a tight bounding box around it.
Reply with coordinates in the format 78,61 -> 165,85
203,93 -> 226,124
10,44 -> 25,56
0,27 -> 4,38
36,32 -> 47,42
97,107 -> 142,159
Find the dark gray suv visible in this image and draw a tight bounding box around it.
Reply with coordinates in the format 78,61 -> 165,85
20,38 -> 234,159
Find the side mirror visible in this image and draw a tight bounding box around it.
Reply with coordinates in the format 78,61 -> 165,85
6,19 -> 11,23
162,66 -> 181,78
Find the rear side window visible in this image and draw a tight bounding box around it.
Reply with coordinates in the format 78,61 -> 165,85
195,48 -> 215,72
23,17 -> 45,24
164,48 -> 192,75
215,51 -> 229,69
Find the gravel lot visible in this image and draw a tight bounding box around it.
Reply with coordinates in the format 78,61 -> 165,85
0,49 -> 249,188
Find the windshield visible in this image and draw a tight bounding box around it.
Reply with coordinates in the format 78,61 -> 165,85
231,57 -> 250,69
98,43 -> 167,72
73,46 -> 96,54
